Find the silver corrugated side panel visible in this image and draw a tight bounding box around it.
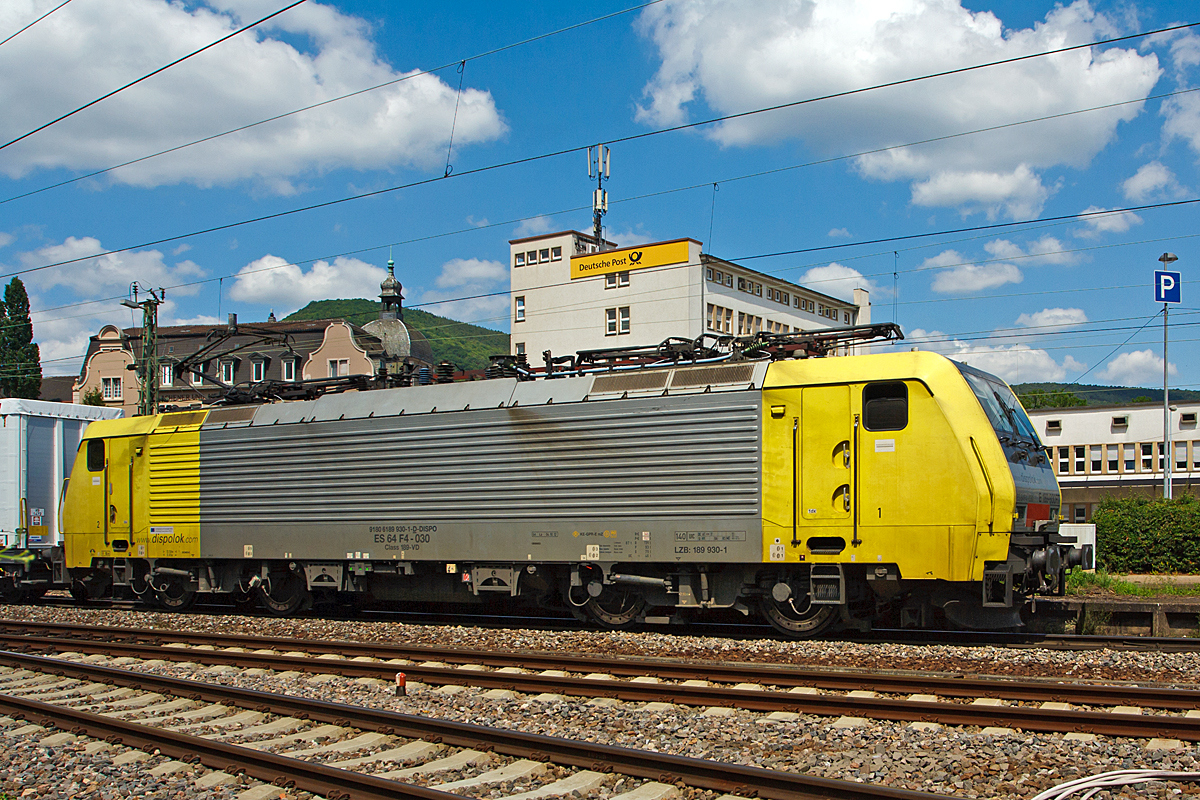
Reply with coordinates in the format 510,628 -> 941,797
199,391 -> 761,524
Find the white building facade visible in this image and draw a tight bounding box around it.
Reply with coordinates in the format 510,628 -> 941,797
508,231 -> 870,361
1028,401 -> 1200,522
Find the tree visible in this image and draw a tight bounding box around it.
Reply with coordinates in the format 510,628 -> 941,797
0,278 -> 41,399
80,387 -> 105,406
1017,389 -> 1086,410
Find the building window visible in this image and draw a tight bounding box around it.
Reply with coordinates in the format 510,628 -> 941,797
220,361 -> 235,384
1112,415 -> 1128,428
1176,442 -> 1188,471
606,307 -> 617,336
1142,443 -> 1153,471
725,274 -> 732,288
1073,446 -> 1084,473
738,277 -> 746,291
619,306 -> 630,334
102,377 -> 121,399
618,271 -> 629,287
1193,441 -> 1200,470
781,292 -> 789,305
818,304 -> 824,316
844,312 -> 851,324
527,250 -> 537,264
283,359 -> 296,382
605,271 -> 629,288
252,361 -> 265,383
1057,447 -> 1069,474
515,296 -> 525,322
1074,505 -> 1086,523
328,359 -> 349,378
514,252 -> 525,267
1090,445 -> 1101,473
755,283 -> 762,297
551,246 -> 562,261
160,363 -> 173,387
1159,442 -> 1165,470
1107,445 -> 1119,473
706,268 -> 713,281
515,342 -> 525,356
1046,420 -> 1062,433
191,366 -> 203,386
539,248 -> 550,262
1124,443 -> 1135,472
1181,412 -> 1197,425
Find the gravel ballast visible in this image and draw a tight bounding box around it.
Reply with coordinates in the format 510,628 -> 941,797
1,604 -> 1199,799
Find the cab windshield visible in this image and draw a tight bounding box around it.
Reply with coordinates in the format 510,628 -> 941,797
956,363 -> 1041,444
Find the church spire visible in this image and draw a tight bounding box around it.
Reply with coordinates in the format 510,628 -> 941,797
380,249 -> 403,321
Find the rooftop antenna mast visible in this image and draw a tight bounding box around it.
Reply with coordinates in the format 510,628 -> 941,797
121,282 -> 165,417
588,144 -> 610,250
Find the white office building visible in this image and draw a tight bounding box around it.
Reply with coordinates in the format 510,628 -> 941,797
1028,401 -> 1200,522
508,231 -> 870,361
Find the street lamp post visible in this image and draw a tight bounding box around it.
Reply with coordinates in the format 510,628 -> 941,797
1160,252 -> 1178,500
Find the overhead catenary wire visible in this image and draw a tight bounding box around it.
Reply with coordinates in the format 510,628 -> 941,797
0,0 -> 308,152
0,0 -> 73,49
5,20 -> 1198,280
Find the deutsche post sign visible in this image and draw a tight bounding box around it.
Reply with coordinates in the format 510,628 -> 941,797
570,240 -> 691,280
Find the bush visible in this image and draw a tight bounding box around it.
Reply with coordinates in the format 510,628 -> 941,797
1092,494 -> 1200,573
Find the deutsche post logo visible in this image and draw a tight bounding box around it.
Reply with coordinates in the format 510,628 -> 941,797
629,250 -> 643,264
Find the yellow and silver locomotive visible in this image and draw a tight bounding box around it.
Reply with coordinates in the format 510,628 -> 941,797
56,328 -> 1087,636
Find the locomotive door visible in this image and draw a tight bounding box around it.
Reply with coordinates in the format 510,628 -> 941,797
103,435 -> 141,550
800,386 -> 852,524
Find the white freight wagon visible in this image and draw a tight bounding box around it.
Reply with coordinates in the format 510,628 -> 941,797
0,399 -> 122,548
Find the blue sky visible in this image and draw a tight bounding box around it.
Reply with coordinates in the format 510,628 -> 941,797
1,0 -> 1198,393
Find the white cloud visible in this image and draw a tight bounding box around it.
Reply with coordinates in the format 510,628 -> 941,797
1099,349 -> 1176,385
417,257 -> 508,327
0,233 -> 13,249
798,263 -> 875,301
0,0 -> 505,189
921,249 -> 1022,293
434,258 -> 506,289
1121,161 -> 1185,201
908,327 -> 1085,383
1163,92 -> 1200,157
512,216 -> 555,239
1015,307 -> 1087,328
19,236 -> 205,296
931,263 -> 1023,293
228,254 -> 386,315
827,227 -> 851,238
1075,205 -> 1143,237
983,239 -> 1024,260
984,235 -> 1075,265
910,165 -> 1051,220
636,0 -> 1159,219
607,225 -> 656,247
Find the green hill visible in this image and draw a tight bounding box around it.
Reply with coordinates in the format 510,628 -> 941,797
284,299 -> 508,371
1013,382 -> 1200,407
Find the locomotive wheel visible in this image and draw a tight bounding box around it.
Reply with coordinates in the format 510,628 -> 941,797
759,594 -> 837,638
580,589 -> 646,630
156,579 -> 197,611
260,572 -> 310,617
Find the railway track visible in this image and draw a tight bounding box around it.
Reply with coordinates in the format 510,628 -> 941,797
2,620 -> 1199,743
18,595 -> 1200,651
0,650 -> 937,800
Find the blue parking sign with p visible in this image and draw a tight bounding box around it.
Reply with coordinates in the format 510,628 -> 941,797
1155,270 -> 1181,303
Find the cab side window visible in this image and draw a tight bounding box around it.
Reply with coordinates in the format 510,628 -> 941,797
864,382 -> 907,431
86,439 -> 105,472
